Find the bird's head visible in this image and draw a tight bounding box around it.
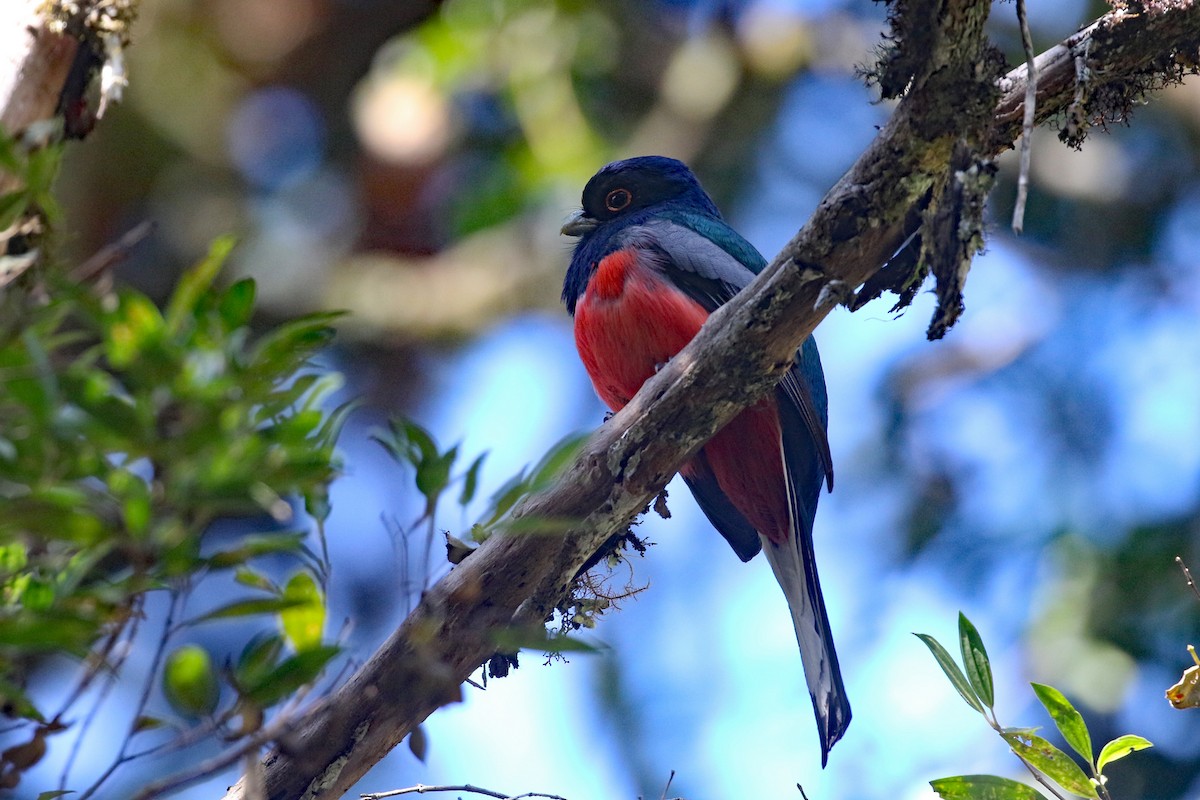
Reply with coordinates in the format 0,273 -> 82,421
561,156 -> 721,239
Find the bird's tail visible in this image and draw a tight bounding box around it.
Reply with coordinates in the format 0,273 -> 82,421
761,528 -> 851,766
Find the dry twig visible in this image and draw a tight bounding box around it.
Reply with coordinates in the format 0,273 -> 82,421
1012,0 -> 1039,233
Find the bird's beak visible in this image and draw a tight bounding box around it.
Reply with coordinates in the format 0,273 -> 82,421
561,210 -> 599,237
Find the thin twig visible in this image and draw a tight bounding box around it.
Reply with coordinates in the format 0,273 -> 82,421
126,624 -> 349,800
993,714 -> 1070,800
1177,557 -> 1200,602
361,786 -> 568,800
126,707 -> 238,761
58,596 -> 143,790
1064,41 -> 1091,142
54,596 -> 140,721
69,219 -> 154,285
128,693 -> 335,800
1014,750 -> 1073,800
988,716 -> 1071,800
659,770 -> 676,800
422,511 -> 437,592
315,515 -> 332,592
242,746 -> 265,800
1096,767 -> 1114,800
1012,0 -> 1039,234
77,590 -> 180,800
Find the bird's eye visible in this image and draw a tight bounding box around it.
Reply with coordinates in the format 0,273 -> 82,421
605,188 -> 632,212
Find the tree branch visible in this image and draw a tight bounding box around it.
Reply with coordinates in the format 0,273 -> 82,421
0,0 -> 78,137
223,2 -> 1200,798
991,0 -> 1200,150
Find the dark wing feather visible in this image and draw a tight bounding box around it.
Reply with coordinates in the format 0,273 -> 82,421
635,218 -> 757,306
778,347 -> 834,491
681,453 -> 762,562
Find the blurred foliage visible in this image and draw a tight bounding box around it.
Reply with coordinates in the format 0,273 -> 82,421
0,131 -> 62,232
373,415 -> 625,669
922,614 -> 1153,800
373,416 -> 589,544
0,137 -> 346,788
368,0 -> 611,235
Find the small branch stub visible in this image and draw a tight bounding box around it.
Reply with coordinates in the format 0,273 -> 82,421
1012,0 -> 1039,234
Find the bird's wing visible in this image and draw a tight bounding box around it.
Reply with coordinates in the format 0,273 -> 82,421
779,339 -> 835,491
638,216 -> 850,759
680,453 -> 762,562
630,216 -> 758,310
635,218 -> 835,490
622,218 -> 767,560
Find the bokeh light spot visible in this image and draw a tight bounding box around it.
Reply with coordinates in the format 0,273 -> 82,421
353,74 -> 453,165
227,86 -> 325,190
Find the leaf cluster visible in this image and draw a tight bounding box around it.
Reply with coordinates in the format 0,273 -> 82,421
0,235 -> 345,787
375,419 -> 618,666
920,613 -> 1153,800
0,132 -> 61,235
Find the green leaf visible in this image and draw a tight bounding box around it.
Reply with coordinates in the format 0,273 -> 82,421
1095,735 -> 1153,774
503,515 -> 581,535
163,644 -> 219,717
233,567 -> 277,593
0,613 -> 95,653
299,372 -> 345,413
416,444 -> 457,505
250,312 -> 340,372
166,236 -> 235,335
915,632 -> 986,715
371,419 -> 422,466
0,131 -> 21,172
235,632 -> 285,690
529,431 -> 588,489
206,532 -> 308,569
0,678 -> 44,722
240,645 -> 340,707
0,543 -> 28,572
458,452 -> 487,505
315,398 -> 357,450
132,715 -> 167,734
1001,731 -> 1098,799
189,596 -> 307,624
1031,682 -> 1093,764
491,626 -> 602,654
305,483 -> 332,524
0,190 -> 27,230
401,419 -> 438,462
1001,726 -> 1042,737
19,579 -> 54,611
219,278 -> 256,330
958,613 -> 994,709
930,775 -> 1043,800
105,292 -> 164,367
479,467 -> 529,528
24,144 -> 62,195
279,571 -> 324,652
37,791 -> 76,800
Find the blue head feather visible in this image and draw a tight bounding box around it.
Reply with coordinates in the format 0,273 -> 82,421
562,157 -> 726,313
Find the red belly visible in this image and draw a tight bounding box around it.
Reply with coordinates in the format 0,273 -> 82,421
573,248 -> 790,544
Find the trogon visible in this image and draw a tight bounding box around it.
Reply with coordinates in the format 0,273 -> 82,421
561,156 -> 850,764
